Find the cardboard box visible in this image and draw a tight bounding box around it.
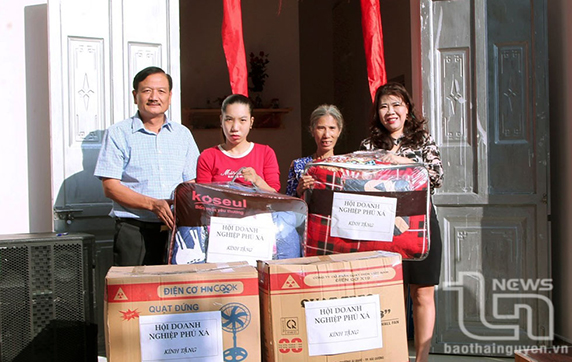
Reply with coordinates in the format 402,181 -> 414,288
258,251 -> 408,362
105,263 -> 260,362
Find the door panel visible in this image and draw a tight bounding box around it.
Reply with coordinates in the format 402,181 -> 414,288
48,0 -> 180,355
420,0 -> 550,355
423,0 -> 487,204
489,0 -> 535,195
49,0 -> 112,235
438,206 -> 548,345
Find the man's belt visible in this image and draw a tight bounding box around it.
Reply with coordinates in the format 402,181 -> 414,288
116,218 -> 169,231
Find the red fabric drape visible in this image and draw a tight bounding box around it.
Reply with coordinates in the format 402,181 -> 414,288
222,0 -> 248,96
360,0 -> 387,102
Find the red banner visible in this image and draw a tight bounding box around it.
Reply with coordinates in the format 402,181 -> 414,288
222,0 -> 248,96
360,0 -> 387,102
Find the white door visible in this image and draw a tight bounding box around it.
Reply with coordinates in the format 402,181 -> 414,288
48,0 -> 181,354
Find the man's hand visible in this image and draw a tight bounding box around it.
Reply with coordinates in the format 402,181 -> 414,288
150,199 -> 175,229
102,178 -> 176,227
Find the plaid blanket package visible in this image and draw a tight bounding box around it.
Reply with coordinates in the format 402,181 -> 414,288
169,182 -> 307,265
303,151 -> 430,260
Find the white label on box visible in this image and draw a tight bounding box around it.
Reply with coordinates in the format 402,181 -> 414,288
139,311 -> 223,362
330,192 -> 397,241
304,295 -> 382,356
207,213 -> 275,266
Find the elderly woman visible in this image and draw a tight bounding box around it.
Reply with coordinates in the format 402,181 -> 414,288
285,104 -> 344,197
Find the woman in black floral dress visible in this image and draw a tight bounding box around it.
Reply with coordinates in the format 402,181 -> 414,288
361,82 -> 444,362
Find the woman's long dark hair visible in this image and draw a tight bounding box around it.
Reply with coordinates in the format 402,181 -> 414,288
367,82 -> 427,150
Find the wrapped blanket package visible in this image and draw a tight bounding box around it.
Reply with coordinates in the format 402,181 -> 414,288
169,182 -> 307,265
303,151 -> 431,260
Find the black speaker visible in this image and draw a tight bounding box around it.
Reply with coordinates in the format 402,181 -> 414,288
0,233 -> 97,362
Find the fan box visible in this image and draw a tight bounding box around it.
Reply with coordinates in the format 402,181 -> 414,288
105,262 -> 260,362
258,251 -> 408,362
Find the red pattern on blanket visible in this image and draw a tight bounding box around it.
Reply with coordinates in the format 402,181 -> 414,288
304,162 -> 430,260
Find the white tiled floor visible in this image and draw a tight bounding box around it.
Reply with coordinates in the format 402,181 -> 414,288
418,353 -> 513,361
408,343 -> 514,361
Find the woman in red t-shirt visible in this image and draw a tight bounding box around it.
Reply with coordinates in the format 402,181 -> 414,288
196,94 -> 280,192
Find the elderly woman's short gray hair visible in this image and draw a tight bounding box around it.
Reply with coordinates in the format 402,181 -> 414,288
309,104 -> 344,133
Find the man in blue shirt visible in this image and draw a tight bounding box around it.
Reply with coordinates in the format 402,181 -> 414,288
95,66 -> 200,265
